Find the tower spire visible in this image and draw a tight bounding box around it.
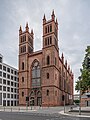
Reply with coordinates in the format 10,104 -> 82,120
31,29 -> 34,38
51,9 -> 55,20
31,29 -> 33,34
19,25 -> 22,35
25,22 -> 29,32
65,60 -> 67,69
43,14 -> 46,24
61,53 -> 64,63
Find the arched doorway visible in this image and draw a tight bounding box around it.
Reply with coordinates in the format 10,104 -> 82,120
37,91 -> 42,106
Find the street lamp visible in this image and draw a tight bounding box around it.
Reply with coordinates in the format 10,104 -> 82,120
78,76 -> 81,115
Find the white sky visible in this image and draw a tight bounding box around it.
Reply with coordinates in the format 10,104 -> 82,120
0,0 -> 90,94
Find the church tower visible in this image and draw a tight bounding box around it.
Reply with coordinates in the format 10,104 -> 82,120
42,10 -> 60,106
19,23 -> 34,105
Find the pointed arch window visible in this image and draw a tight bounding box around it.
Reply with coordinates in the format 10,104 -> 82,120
47,90 -> 49,96
47,73 -> 49,79
47,56 -> 50,65
50,24 -> 52,32
31,60 -> 41,87
22,92 -> 24,97
22,62 -> 24,70
45,26 -> 47,34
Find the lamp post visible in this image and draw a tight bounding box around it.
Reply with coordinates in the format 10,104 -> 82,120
64,94 -> 65,113
78,76 -> 81,115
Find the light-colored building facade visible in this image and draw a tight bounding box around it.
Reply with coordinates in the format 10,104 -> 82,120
19,11 -> 74,106
0,54 -> 18,106
81,92 -> 90,106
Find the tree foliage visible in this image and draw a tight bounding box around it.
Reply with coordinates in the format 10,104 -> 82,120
75,46 -> 90,94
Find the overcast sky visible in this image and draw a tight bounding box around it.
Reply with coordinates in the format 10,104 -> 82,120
0,0 -> 90,93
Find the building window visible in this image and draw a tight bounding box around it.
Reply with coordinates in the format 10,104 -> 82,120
23,35 -> 26,42
7,80 -> 10,85
3,100 -> 6,106
21,45 -> 26,53
7,68 -> 10,73
50,24 -> 52,32
11,101 -> 13,106
0,71 -> 2,76
11,76 -> 13,80
31,61 -> 41,87
15,83 -> 16,87
47,90 -> 49,96
7,101 -> 10,106
0,85 -> 2,91
21,35 -> 26,43
45,36 -> 52,46
14,89 -> 16,93
47,73 -> 49,79
0,64 -> 2,69
11,94 -> 13,98
3,73 -> 6,78
22,77 -> 24,82
11,69 -> 13,74
7,74 -> 10,79
0,57 -> 2,63
45,38 -> 47,46
7,87 -> 10,92
14,94 -> 17,99
45,26 -> 47,34
14,77 -> 17,81
3,66 -> 6,71
11,88 -> 13,92
48,25 -> 49,33
48,37 -> 49,45
47,56 -> 50,65
50,36 -> 52,44
11,82 -> 13,86
28,46 -> 33,53
3,86 -> 6,91
0,78 -> 2,83
22,62 -> 24,70
7,94 -> 10,98
22,92 -> 24,97
3,93 -> 6,98
3,79 -> 6,84
14,71 -> 17,75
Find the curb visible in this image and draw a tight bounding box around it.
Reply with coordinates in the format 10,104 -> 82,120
59,110 -> 90,118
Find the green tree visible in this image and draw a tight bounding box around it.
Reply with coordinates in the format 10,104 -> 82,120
75,46 -> 90,94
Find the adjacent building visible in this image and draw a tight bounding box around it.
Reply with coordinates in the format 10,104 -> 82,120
81,92 -> 90,106
0,54 -> 18,106
19,11 -> 74,106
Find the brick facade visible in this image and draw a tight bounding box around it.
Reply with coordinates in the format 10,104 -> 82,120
18,11 -> 74,106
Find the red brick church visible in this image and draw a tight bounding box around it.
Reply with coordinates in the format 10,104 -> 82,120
18,10 -> 74,106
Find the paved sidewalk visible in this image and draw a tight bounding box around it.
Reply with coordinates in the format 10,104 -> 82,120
0,106 -> 90,118
59,106 -> 90,118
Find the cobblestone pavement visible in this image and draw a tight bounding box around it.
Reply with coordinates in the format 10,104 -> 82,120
0,111 -> 90,120
0,106 -> 90,119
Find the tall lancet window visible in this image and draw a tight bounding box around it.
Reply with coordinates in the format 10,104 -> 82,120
47,55 -> 50,65
31,60 -> 41,87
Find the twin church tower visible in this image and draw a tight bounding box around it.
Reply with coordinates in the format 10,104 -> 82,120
18,10 -> 73,106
